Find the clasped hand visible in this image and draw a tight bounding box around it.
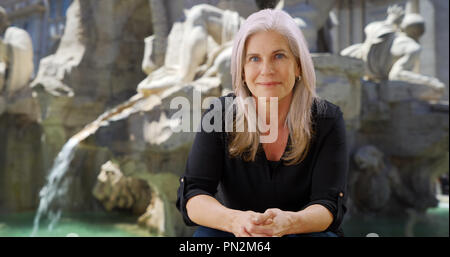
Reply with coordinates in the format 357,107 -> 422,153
231,208 -> 294,237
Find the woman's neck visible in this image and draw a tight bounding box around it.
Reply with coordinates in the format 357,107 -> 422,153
254,91 -> 292,130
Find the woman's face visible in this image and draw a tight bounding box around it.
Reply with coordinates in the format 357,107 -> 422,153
243,30 -> 300,101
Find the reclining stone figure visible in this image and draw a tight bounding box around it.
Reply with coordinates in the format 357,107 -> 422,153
341,5 -> 445,101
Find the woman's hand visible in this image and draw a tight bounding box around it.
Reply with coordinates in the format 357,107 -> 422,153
259,208 -> 297,237
230,210 -> 275,237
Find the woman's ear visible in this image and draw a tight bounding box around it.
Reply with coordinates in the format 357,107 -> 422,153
295,63 -> 301,77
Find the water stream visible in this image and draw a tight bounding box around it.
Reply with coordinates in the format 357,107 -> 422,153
31,137 -> 80,236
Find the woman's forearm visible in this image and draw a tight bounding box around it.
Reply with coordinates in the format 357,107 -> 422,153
186,194 -> 240,233
286,204 -> 334,235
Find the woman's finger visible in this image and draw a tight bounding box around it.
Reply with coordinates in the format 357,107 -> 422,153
247,223 -> 273,236
252,212 -> 275,225
263,218 -> 273,225
249,232 -> 273,237
264,209 -> 277,218
240,227 -> 251,237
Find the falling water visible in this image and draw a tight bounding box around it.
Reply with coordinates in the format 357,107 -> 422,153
31,118 -> 103,236
31,137 -> 80,236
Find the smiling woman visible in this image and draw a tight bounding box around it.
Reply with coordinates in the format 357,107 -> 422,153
176,8 -> 348,238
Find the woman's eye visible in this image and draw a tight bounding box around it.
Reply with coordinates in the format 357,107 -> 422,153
275,53 -> 285,59
249,56 -> 259,62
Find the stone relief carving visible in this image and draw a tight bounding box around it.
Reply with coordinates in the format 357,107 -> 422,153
138,4 -> 244,94
352,145 -> 392,212
92,161 -> 152,215
0,6 -> 34,105
351,145 -> 417,213
341,5 -> 445,101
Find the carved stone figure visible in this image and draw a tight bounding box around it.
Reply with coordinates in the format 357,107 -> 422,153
352,145 -> 392,212
0,6 -> 34,98
138,4 -> 244,93
351,144 -> 429,215
341,5 -> 445,101
137,194 -> 165,235
342,5 -> 404,79
389,14 -> 443,87
92,161 -> 151,215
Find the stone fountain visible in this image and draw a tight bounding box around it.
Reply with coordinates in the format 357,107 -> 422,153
0,0 -> 447,237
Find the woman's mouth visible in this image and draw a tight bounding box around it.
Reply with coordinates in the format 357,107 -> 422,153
256,82 -> 281,86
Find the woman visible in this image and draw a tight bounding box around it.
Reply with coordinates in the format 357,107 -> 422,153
176,8 -> 348,237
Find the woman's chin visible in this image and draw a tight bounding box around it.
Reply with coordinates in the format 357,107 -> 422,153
255,96 -> 279,102
253,91 -> 282,100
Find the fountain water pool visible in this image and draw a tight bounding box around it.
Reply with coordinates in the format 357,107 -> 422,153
1,212 -> 153,237
341,204 -> 449,237
0,204 -> 447,237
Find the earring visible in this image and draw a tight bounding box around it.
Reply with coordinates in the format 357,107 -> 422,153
296,75 -> 302,82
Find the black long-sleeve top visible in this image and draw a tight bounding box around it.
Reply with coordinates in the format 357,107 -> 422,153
176,93 -> 348,236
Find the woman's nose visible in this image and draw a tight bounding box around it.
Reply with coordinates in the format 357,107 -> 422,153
260,61 -> 275,75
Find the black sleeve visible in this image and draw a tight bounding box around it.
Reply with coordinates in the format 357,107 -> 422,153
175,107 -> 224,226
302,107 -> 348,232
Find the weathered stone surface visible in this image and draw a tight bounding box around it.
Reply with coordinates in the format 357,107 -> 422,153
313,54 -> 363,127
359,80 -> 448,158
31,0 -> 152,133
0,95 -> 5,116
4,86 -> 40,121
349,79 -> 449,216
280,0 -> 337,52
93,161 -> 151,215
379,80 -> 446,103
0,114 -> 44,213
135,172 -> 195,236
313,53 -> 364,149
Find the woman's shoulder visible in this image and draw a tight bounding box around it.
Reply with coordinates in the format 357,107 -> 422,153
312,98 -> 343,120
218,92 -> 236,105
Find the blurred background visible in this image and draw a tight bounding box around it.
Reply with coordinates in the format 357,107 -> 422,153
0,0 -> 448,237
